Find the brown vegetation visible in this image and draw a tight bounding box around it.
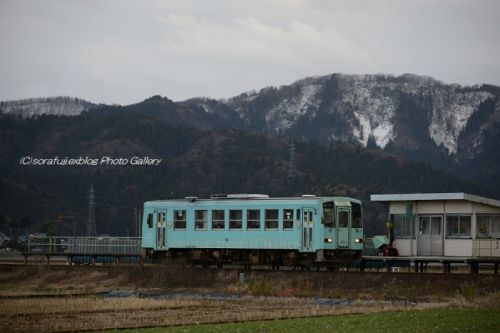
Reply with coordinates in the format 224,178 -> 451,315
0,295 -> 448,333
1,265 -> 499,332
1,265 -> 500,301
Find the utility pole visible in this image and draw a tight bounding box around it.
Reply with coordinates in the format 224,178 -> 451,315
134,208 -> 142,237
86,184 -> 97,237
134,208 -> 137,237
137,207 -> 142,237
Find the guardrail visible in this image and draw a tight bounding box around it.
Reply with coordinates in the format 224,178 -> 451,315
473,239 -> 500,257
27,236 -> 142,255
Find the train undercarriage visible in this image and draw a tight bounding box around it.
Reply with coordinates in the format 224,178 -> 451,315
147,248 -> 362,270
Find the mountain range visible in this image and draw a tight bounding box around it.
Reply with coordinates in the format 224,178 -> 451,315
182,74 -> 500,185
1,73 -> 499,236
5,73 -> 499,188
0,96 -> 98,117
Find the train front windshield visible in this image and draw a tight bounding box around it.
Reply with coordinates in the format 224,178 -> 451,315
352,201 -> 362,228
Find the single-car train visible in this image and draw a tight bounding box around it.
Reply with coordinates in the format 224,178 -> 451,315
141,194 -> 363,268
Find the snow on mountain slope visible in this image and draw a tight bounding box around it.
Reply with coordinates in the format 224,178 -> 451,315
2,74 -> 498,158
336,75 -> 492,152
429,89 -> 492,154
265,81 -> 322,133
225,73 -> 497,154
0,96 -> 98,117
335,75 -> 398,148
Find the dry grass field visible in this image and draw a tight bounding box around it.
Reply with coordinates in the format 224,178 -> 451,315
0,295 -> 445,333
1,265 -> 499,332
2,265 -> 500,300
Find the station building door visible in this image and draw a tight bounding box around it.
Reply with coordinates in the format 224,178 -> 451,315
417,215 -> 443,256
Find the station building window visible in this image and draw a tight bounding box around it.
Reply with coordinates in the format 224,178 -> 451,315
446,215 -> 471,238
477,215 -> 500,238
212,210 -> 225,230
195,210 -> 208,230
174,210 -> 186,229
265,209 -> 279,230
391,214 -> 412,238
230,210 -> 243,229
247,210 -> 260,230
283,209 -> 294,230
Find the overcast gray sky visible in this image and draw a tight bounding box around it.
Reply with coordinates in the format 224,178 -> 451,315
1,0 -> 499,104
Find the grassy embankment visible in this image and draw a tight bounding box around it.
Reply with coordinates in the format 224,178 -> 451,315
112,308 -> 500,333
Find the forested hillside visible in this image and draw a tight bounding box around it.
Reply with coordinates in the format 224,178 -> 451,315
0,107 -> 483,237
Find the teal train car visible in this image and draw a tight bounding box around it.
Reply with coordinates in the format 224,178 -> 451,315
141,194 -> 363,268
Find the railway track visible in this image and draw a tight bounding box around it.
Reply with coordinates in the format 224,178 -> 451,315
1,251 -> 499,275
0,260 -> 495,276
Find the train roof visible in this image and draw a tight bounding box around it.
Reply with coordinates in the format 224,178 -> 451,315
144,194 -> 361,206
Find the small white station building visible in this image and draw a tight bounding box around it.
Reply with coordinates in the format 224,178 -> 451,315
371,193 -> 500,258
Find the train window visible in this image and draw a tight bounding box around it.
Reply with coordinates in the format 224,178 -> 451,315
339,211 -> 349,228
323,202 -> 335,227
212,210 -> 225,230
230,210 -> 243,229
174,210 -> 186,229
352,202 -> 362,228
265,209 -> 279,230
147,214 -> 153,228
247,210 -> 260,230
195,210 -> 208,230
283,209 -> 294,230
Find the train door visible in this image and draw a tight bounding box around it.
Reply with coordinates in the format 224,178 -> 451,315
336,207 -> 351,248
417,215 -> 443,256
302,208 -> 314,251
156,210 -> 167,250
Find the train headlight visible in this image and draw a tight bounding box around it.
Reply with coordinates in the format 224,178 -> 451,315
355,238 -> 363,243
325,238 -> 333,243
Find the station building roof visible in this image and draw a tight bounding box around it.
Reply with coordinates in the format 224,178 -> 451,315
370,192 -> 500,209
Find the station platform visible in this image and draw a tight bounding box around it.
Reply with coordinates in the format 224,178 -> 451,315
360,255 -> 500,273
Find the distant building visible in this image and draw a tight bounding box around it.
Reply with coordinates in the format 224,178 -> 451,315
371,193 -> 500,257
